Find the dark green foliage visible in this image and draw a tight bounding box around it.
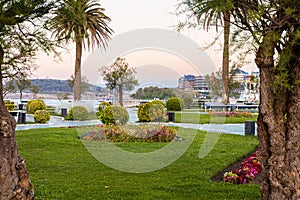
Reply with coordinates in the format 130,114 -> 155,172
66,106 -> 88,121
100,105 -> 129,125
34,110 -> 50,123
28,100 -> 46,114
96,102 -> 111,118
131,86 -> 175,100
137,100 -> 166,122
166,97 -> 185,111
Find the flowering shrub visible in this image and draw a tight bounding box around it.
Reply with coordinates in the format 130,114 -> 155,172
100,105 -> 129,125
137,101 -> 165,122
80,124 -> 179,143
96,102 -> 111,118
208,111 -> 254,118
28,100 -> 46,114
34,110 -> 50,123
223,153 -> 262,184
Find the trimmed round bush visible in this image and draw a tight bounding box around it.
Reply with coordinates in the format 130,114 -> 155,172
151,100 -> 166,107
66,106 -> 88,120
100,105 -> 129,125
34,110 -> 50,123
28,100 -> 46,114
4,101 -> 15,111
137,100 -> 166,122
166,97 -> 185,111
96,102 -> 111,118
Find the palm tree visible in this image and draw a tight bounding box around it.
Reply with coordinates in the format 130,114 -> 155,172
50,0 -> 113,100
179,0 -> 233,104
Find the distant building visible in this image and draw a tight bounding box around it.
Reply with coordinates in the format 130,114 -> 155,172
231,68 -> 249,82
178,70 -> 260,102
195,75 -> 209,92
178,75 -> 195,90
178,74 -> 209,93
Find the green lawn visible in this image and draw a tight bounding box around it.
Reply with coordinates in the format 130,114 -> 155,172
17,127 -> 260,199
174,112 -> 258,124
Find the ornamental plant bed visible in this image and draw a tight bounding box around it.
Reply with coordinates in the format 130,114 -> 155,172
211,147 -> 263,184
79,124 -> 181,143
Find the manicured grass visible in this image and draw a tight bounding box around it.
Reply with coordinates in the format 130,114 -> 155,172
174,112 -> 258,124
16,127 -> 260,199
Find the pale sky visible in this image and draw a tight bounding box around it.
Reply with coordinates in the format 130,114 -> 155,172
34,0 -> 257,86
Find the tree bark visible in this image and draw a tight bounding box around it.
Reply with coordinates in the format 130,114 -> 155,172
256,30 -> 300,199
118,84 -> 123,107
74,40 -> 82,101
222,11 -> 230,105
0,48 -> 34,199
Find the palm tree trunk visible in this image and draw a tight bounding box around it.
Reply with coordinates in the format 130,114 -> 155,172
74,41 -> 82,101
222,11 -> 230,105
0,47 -> 34,199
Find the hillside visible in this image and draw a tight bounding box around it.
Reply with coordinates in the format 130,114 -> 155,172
30,79 -> 102,94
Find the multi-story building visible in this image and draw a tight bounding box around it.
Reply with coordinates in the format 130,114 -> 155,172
178,74 -> 209,93
178,75 -> 196,90
179,70 -> 260,101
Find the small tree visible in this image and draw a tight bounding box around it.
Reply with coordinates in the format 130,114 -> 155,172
16,79 -> 31,101
102,57 -> 139,106
30,85 -> 40,99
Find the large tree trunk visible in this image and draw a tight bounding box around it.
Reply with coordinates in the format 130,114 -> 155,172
0,48 -> 33,199
74,41 -> 82,101
222,11 -> 230,105
256,30 -> 300,199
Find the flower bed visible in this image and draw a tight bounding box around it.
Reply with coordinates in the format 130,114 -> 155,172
223,153 -> 262,184
208,111 -> 254,118
80,124 -> 180,143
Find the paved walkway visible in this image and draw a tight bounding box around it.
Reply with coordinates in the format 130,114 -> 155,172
16,114 -> 256,136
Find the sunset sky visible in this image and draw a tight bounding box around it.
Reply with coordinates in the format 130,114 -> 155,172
34,0 -> 257,87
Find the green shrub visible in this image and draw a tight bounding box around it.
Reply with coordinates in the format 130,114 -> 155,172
4,101 -> 15,111
28,100 -> 46,114
26,100 -> 34,108
166,97 -> 185,111
137,100 -> 166,122
151,100 -> 166,107
34,110 -> 50,123
65,106 -> 89,121
96,102 -> 111,118
100,105 -> 129,125
183,96 -> 193,108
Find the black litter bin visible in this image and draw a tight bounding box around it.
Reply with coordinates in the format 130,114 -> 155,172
17,112 -> 26,124
245,121 -> 255,136
61,108 -> 67,117
18,104 -> 23,110
168,112 -> 175,122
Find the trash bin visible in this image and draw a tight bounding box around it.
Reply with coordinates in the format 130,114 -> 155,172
17,112 -> 26,124
18,104 -> 23,110
245,121 -> 255,136
168,112 -> 175,122
61,108 -> 67,117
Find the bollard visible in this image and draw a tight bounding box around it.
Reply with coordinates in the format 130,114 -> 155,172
61,108 -> 67,117
168,112 -> 175,122
17,112 -> 26,124
245,121 -> 255,136
18,104 -> 23,110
